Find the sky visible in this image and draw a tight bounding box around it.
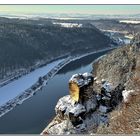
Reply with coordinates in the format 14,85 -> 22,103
0,5 -> 140,15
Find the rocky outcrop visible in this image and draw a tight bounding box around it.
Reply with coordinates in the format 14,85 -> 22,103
93,45 -> 138,90
41,72 -> 127,135
131,33 -> 140,47
41,75 -> 99,135
94,44 -> 140,135
41,94 -> 109,135
41,44 -> 140,135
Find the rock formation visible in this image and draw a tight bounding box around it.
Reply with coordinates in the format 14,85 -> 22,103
41,44 -> 140,135
69,73 -> 94,103
41,75 -> 125,135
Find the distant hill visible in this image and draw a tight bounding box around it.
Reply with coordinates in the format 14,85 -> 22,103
91,19 -> 140,34
0,17 -> 112,80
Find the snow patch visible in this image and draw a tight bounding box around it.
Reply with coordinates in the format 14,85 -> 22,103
53,22 -> 82,28
55,95 -> 86,117
99,105 -> 108,113
69,104 -> 86,117
122,89 -> 135,102
102,81 -> 113,93
69,73 -> 93,87
119,20 -> 140,24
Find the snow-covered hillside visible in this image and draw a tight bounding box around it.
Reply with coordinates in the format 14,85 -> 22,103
0,59 -> 64,106
119,20 -> 140,24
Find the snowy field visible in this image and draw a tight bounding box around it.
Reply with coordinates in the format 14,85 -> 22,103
53,22 -> 82,28
0,59 -> 64,106
119,20 -> 140,24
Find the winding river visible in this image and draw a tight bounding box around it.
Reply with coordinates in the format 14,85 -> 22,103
0,49 -> 111,134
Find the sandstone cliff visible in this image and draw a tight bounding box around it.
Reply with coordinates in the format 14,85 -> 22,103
41,42 -> 140,135
95,44 -> 140,135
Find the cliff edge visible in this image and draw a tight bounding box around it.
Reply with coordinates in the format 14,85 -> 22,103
41,41 -> 140,135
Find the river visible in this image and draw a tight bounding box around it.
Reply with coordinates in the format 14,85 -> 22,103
0,50 -> 111,134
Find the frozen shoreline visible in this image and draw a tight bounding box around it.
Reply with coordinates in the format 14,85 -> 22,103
0,54 -> 69,88
0,47 -> 116,118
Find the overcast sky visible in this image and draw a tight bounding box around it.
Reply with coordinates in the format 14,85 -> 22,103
0,5 -> 140,15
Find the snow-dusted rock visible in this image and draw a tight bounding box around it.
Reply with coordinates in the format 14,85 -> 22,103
55,95 -> 86,119
69,73 -> 93,87
99,105 -> 108,113
122,89 -> 135,103
55,95 -> 74,116
54,93 -> 99,130
99,114 -> 108,125
69,104 -> 86,117
46,120 -> 73,135
102,81 -> 113,92
55,94 -> 98,118
83,96 -> 97,112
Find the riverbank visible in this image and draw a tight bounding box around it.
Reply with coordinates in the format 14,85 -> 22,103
0,46 -> 117,118
0,54 -> 69,88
